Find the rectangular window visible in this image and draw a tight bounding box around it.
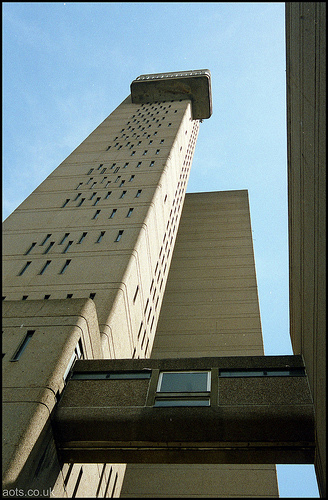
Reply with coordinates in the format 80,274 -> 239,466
136,189 -> 142,198
119,190 -> 127,199
133,286 -> 139,303
40,234 -> 52,246
92,210 -> 101,220
109,209 -> 117,219
60,259 -> 71,274
71,370 -> 152,380
39,260 -> 51,275
77,198 -> 85,207
100,167 -> 107,174
87,168 -> 94,175
10,330 -> 35,361
43,241 -> 54,254
154,371 -> 211,407
63,241 -> 73,254
93,197 -> 101,206
18,261 -> 31,276
129,175 -> 135,182
25,242 -> 36,255
126,208 -> 134,218
105,191 -> 112,199
74,193 -> 81,201
77,232 -> 87,244
96,231 -> 105,243
218,368 -> 306,377
59,233 -> 70,245
76,182 -> 83,190
90,192 -> 97,200
115,230 -> 124,242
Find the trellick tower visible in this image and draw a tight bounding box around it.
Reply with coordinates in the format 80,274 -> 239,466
2,70 -> 278,497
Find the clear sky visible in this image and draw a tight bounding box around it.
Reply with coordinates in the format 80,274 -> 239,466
2,2 -> 319,497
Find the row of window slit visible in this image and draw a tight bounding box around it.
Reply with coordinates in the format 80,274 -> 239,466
62,189 -> 142,209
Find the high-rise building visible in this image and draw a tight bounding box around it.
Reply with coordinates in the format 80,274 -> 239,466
2,69 -> 279,497
2,3 -> 326,494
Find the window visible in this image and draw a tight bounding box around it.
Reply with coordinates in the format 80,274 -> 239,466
44,294 -> 51,300
87,168 -> 94,175
109,209 -> 117,219
114,230 -> 124,242
119,190 -> 127,199
92,210 -> 101,220
119,180 -> 125,188
77,198 -> 85,207
63,241 -> 73,254
218,368 -> 306,377
89,292 -> 96,300
62,199 -> 70,207
136,189 -> 142,198
43,241 -> 54,254
100,167 -> 107,174
63,338 -> 84,382
76,182 -> 83,190
136,162 -> 142,168
74,193 -> 82,201
96,231 -> 105,243
39,260 -> 51,275
105,191 -> 112,199
93,197 -> 101,206
90,192 -> 97,200
18,261 -> 31,276
129,175 -> 135,182
71,370 -> 151,380
40,234 -> 52,246
60,259 -> 71,274
77,232 -> 87,244
59,233 -> 70,245
149,161 -> 155,167
126,208 -> 134,218
154,371 -> 211,407
10,330 -> 35,361
133,285 -> 139,303
25,242 -> 36,255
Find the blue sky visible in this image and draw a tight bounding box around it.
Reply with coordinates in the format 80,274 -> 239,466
2,2 -> 319,497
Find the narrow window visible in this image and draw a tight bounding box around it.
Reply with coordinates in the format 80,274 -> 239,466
115,176 -> 121,183
114,166 -> 120,173
129,175 -> 135,182
119,190 -> 127,199
115,230 -> 124,242
92,210 -> 101,220
109,209 -> 117,219
131,151 -> 135,156
96,231 -> 105,243
25,242 -> 36,255
90,181 -> 97,189
22,295 -> 28,300
90,192 -> 97,200
136,162 -> 142,168
93,197 -> 101,206
77,198 -> 85,207
11,330 -> 35,361
77,232 -> 87,244
18,261 -> 31,276
40,234 -> 52,246
60,259 -> 71,274
59,233 -> 70,245
100,167 -> 107,174
74,193 -> 81,201
89,292 -> 96,300
123,162 -> 129,168
155,150 -> 160,155
100,177 -> 107,184
44,294 -> 51,300
87,168 -> 94,175
105,181 -> 111,188
133,286 -> 139,303
106,145 -> 111,150
160,139 -> 164,144
143,150 -> 148,155
43,241 -> 54,254
39,260 -> 51,275
105,191 -> 112,199
66,293 -> 73,299
150,161 -> 155,167
76,182 -> 83,190
63,241 -> 73,254
97,164 -> 103,170
135,189 -> 142,198
126,208 -> 134,218
62,199 -> 70,207
86,178 -> 93,185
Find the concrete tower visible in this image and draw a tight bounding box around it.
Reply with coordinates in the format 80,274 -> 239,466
2,70 -> 280,497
